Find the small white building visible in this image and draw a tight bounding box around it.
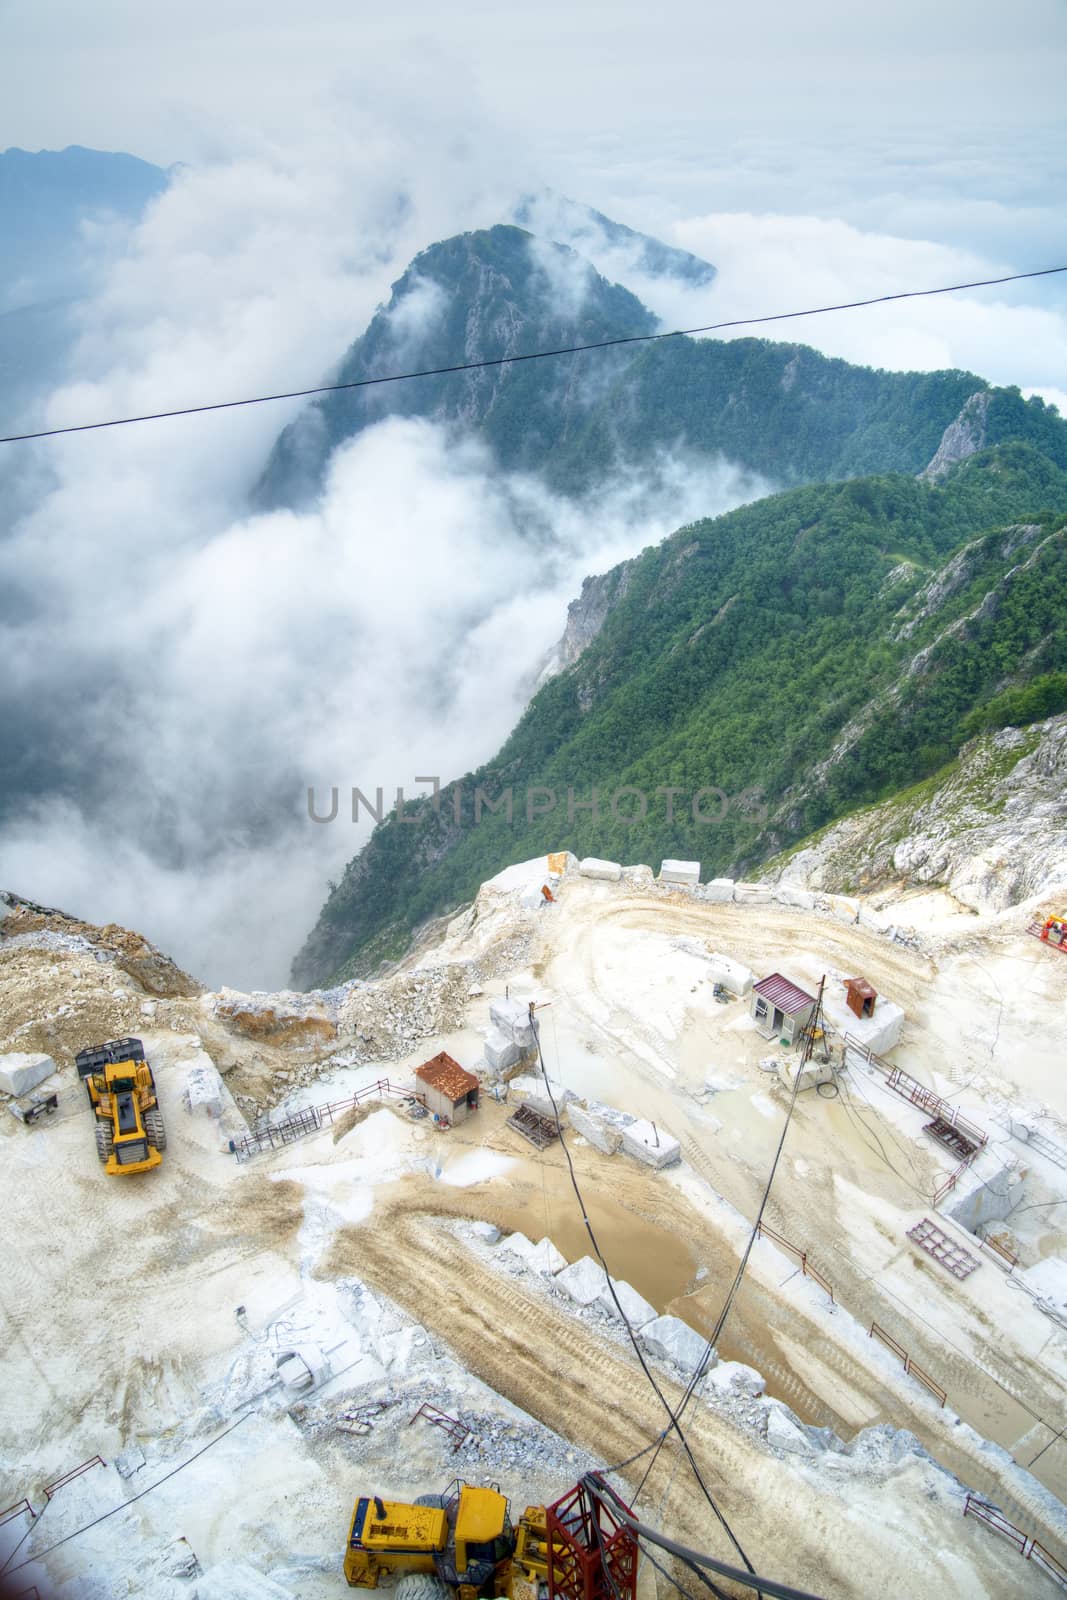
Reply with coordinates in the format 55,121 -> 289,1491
750,973 -> 816,1044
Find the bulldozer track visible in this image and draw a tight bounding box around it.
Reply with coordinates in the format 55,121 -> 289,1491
327,1213 -> 862,1594
326,1205 -> 1061,1588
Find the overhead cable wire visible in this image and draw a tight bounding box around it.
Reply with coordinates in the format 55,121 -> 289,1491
3,264 -> 1066,444
5,1411 -> 253,1576
637,1538 -> 713,1600
0,1496 -> 50,1576
586,1475 -> 828,1600
638,1536 -> 746,1600
532,1020 -> 759,1582
635,980 -> 827,1505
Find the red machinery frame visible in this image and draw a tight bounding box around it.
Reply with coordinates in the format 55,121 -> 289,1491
547,1480 -> 638,1600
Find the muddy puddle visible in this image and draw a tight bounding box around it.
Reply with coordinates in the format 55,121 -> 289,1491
384,1151 -> 702,1314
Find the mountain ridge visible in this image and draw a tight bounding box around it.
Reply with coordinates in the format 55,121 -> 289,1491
256,219 -> 1065,517
292,438 -> 1067,986
0,144 -> 170,312
256,223 -> 659,506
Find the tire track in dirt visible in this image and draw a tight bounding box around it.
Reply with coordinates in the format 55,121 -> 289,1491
542,890 -> 1067,1523
373,1107 -> 1067,1554
320,1207 -> 1039,1597
573,896 -> 936,1013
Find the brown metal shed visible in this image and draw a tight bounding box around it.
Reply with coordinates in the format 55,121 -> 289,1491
844,977 -> 877,1019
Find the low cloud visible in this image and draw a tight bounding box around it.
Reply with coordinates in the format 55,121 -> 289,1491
618,211 -> 1067,398
4,115 -> 1065,990
1,403 -> 767,988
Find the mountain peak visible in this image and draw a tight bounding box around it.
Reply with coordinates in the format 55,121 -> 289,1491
256,222 -> 658,507
513,189 -> 717,288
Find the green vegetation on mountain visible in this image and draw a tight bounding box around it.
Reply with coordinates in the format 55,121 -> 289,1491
257,224 -> 659,505
258,222 -> 1064,511
961,671 -> 1067,736
293,440 -> 1067,986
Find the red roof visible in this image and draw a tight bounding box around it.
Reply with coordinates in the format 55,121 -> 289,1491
415,1051 -> 478,1102
752,973 -> 816,1014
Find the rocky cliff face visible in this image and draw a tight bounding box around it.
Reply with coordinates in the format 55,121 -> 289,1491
534,561 -> 636,686
767,715 -> 1067,913
920,390 -> 992,481
256,225 -> 658,507
780,518 -> 1065,826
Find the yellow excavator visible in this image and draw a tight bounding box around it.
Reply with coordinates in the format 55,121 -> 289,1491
343,1481 -> 549,1600
76,1036 -> 166,1175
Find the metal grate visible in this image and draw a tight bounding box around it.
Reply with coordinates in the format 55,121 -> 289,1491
992,1105 -> 1067,1171
907,1217 -> 981,1280
924,1117 -> 979,1162
1023,1127 -> 1067,1171
507,1104 -> 560,1150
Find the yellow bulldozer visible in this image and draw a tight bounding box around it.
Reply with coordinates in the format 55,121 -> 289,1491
343,1481 -> 549,1600
75,1036 -> 166,1175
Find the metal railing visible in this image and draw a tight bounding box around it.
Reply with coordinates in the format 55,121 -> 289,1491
886,1066 -> 988,1146
43,1456 -> 106,1499
755,1220 -> 835,1304
933,1161 -> 973,1206
963,1495 -> 1067,1589
979,1233 -> 1018,1271
409,1401 -> 471,1454
230,1079 -> 418,1161
0,1499 -> 35,1528
843,1035 -> 987,1146
869,1323 -> 947,1406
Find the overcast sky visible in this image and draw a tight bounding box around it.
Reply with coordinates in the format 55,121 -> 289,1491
3,1 -> 1066,218
1,0 -> 1065,987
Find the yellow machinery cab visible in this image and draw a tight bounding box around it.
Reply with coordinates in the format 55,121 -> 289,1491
76,1037 -> 165,1175
99,1063 -> 163,1174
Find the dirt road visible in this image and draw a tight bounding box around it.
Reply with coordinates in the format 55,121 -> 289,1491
323,1198 -> 1037,1599
523,888 -> 1067,1522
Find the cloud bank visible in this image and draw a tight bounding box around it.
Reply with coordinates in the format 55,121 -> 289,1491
3,105 -> 1066,988
0,136 -> 769,987
1,415 -> 767,987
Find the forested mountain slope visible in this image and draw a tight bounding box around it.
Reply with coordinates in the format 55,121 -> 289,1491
293,441 -> 1067,985
256,224 -> 659,505
257,222 -> 1066,510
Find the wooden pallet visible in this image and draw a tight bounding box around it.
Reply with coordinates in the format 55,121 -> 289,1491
506,1103 -> 559,1150
907,1217 -> 980,1280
